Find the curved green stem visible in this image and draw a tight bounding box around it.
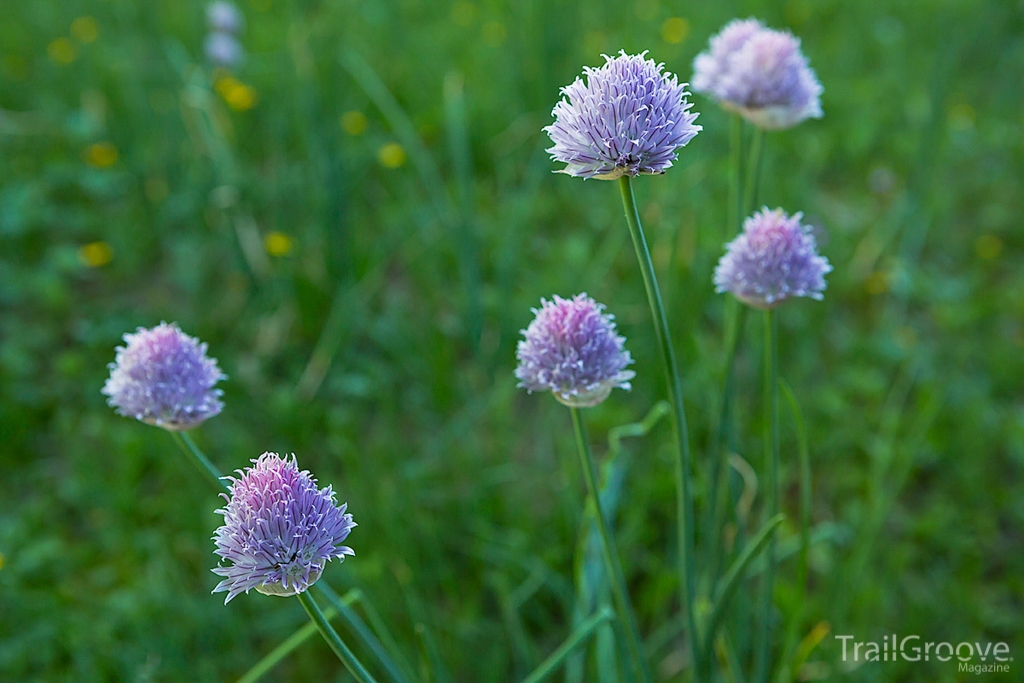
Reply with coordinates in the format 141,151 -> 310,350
570,408 -> 651,683
753,309 -> 779,683
617,176 -> 699,673
170,431 -> 228,492
297,590 -> 379,683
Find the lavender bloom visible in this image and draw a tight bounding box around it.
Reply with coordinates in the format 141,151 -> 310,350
103,322 -> 226,431
204,32 -> 244,68
207,1 -> 245,34
516,294 -> 635,407
714,208 -> 832,309
212,453 -> 356,603
693,19 -> 823,130
545,51 -> 701,179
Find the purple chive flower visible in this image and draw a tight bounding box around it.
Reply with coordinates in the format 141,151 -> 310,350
204,32 -> 244,68
212,452 -> 356,604
103,322 -> 226,431
714,208 -> 832,309
207,1 -> 245,34
692,19 -> 823,130
516,294 -> 635,407
545,51 -> 701,179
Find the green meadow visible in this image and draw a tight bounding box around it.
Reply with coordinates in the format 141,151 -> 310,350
1,0 -> 1021,681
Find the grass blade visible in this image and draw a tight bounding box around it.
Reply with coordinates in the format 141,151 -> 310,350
701,513 -> 786,669
520,607 -> 615,683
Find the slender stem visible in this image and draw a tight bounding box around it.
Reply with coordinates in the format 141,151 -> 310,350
728,114 -> 743,241
315,584 -> 420,683
777,379 -> 812,683
520,606 -> 615,683
617,176 -> 699,672
753,309 -> 779,683
778,379 -> 811,607
297,590 -> 380,683
704,117 -> 748,639
704,300 -> 746,603
235,604 -> 342,683
570,408 -> 651,683
742,126 -> 765,216
170,431 -> 228,492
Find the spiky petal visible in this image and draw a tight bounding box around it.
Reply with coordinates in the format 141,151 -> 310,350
102,322 -> 226,431
545,51 -> 701,179
515,294 -> 635,407
693,19 -> 823,130
212,453 -> 356,603
714,208 -> 832,309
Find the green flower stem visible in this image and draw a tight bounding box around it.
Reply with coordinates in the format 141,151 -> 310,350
297,590 -> 379,683
742,126 -> 765,216
779,379 -> 811,606
704,299 -> 746,595
777,379 -> 812,683
704,116 -> 750,609
235,602 -> 344,683
728,114 -> 743,241
570,408 -> 651,683
753,309 -> 779,683
520,606 -> 615,683
315,584 -> 420,683
617,176 -> 699,673
170,431 -> 228,493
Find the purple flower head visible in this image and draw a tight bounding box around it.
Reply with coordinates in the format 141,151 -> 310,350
204,32 -> 244,68
714,208 -> 832,309
212,453 -> 356,603
207,1 -> 245,34
545,51 -> 701,179
516,294 -> 635,407
693,19 -> 823,130
102,322 -> 226,431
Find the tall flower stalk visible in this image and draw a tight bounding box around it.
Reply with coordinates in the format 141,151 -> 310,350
516,293 -> 650,682
571,408 -> 652,683
714,208 -> 831,680
618,175 -> 700,670
755,308 -> 779,682
545,50 -> 703,673
693,21 -> 824,672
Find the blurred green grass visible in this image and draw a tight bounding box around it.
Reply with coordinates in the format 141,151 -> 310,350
1,0 -> 1022,681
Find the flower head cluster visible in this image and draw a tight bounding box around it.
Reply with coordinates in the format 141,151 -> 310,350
714,208 -> 832,309
212,453 -> 356,603
204,1 -> 245,68
516,294 -> 635,407
545,51 -> 701,179
103,322 -> 226,431
693,19 -> 822,130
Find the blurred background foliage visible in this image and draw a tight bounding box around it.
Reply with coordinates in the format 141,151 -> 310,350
1,0 -> 1022,681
